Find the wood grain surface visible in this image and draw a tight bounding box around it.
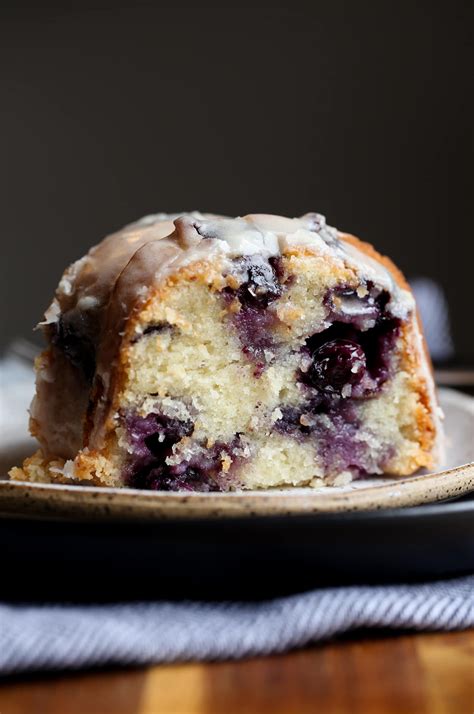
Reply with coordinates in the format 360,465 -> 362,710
1,631 -> 473,714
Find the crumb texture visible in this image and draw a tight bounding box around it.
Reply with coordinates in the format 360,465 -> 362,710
11,212 -> 441,491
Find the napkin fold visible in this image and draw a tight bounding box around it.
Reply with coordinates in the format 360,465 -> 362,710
1,576 -> 473,675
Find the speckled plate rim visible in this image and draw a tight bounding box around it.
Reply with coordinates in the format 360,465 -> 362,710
1,389 -> 473,521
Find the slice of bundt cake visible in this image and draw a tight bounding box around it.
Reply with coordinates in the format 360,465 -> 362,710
10,212 -> 443,491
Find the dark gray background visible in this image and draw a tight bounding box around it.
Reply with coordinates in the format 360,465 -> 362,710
1,3 -> 472,357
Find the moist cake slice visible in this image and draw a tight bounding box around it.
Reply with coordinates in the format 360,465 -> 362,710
10,212 -> 443,491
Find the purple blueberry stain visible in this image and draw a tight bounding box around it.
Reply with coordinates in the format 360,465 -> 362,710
274,398 -> 385,479
123,410 -> 242,491
233,307 -> 279,376
232,255 -> 283,308
126,412 -> 194,462
222,256 -> 285,375
131,322 -> 174,344
313,411 -> 372,477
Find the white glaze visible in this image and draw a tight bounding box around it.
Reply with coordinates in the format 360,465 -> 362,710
47,211 -> 414,332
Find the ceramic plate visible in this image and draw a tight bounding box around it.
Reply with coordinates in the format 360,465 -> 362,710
1,388 -> 473,522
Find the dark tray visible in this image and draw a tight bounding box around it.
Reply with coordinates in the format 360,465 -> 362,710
2,495 -> 474,602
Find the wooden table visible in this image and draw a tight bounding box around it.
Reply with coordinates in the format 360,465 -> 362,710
1,630 -> 473,713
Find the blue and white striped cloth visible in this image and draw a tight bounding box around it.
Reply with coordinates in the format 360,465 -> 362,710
1,576 -> 473,674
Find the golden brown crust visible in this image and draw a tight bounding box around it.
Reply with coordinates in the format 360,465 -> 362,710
393,323 -> 436,471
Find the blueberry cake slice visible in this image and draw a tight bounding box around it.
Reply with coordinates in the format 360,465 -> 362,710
10,212 -> 443,490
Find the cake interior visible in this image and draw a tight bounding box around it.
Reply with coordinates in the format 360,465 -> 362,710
42,249 -> 430,492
